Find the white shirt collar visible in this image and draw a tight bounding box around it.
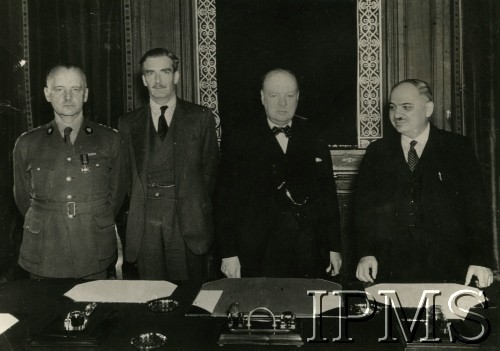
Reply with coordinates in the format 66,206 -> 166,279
150,97 -> 177,130
150,96 -> 176,113
401,122 -> 430,158
267,119 -> 292,129
54,114 -> 83,142
267,119 -> 292,154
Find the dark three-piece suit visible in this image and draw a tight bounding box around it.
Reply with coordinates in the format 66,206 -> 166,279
216,115 -> 341,277
355,125 -> 493,282
118,98 -> 219,281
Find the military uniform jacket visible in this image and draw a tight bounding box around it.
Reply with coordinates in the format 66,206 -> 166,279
13,119 -> 126,278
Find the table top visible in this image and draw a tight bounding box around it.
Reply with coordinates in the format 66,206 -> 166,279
0,278 -> 498,350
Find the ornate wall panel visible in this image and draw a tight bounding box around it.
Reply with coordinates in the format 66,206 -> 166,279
22,0 -> 33,129
357,0 -> 383,148
194,0 -> 220,139
123,0 -> 134,112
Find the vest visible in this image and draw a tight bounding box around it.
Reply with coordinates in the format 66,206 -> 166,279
147,117 -> 175,186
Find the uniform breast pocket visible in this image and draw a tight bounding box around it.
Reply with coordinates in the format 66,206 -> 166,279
28,160 -> 56,198
82,156 -> 110,194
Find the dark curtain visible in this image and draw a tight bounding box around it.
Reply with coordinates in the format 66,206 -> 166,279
0,0 -> 26,278
28,0 -> 125,128
462,0 -> 500,270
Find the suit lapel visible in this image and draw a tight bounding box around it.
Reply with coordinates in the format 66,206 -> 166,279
386,134 -> 410,175
285,116 -> 306,158
172,99 -> 188,174
130,105 -> 150,182
414,125 -> 442,176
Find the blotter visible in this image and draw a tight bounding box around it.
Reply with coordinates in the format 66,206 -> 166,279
64,280 -> 177,303
188,278 -> 342,318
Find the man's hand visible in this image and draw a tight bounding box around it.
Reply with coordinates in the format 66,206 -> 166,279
356,256 -> 378,283
465,265 -> 494,288
221,256 -> 241,278
326,251 -> 342,276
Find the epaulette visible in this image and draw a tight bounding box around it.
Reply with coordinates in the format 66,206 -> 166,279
89,122 -> 118,134
18,122 -> 53,139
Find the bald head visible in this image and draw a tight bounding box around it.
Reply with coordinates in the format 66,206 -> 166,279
262,69 -> 298,91
261,69 -> 299,126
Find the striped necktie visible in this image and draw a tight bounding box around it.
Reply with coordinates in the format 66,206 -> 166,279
408,140 -> 419,171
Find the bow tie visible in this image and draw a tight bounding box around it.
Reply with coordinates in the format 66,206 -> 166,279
272,125 -> 292,138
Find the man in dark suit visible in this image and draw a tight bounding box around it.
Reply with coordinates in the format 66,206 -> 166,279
118,48 -> 219,282
355,79 -> 494,287
216,69 -> 342,278
13,64 -> 125,279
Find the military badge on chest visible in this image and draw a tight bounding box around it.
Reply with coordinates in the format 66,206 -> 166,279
80,154 -> 90,173
79,149 -> 97,174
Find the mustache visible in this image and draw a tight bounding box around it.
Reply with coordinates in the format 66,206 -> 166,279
152,84 -> 167,89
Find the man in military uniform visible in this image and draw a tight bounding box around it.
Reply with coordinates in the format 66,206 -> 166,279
13,64 -> 126,279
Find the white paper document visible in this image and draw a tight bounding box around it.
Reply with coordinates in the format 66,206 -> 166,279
0,314 -> 18,335
192,290 -> 223,313
365,283 -> 486,320
64,280 -> 177,303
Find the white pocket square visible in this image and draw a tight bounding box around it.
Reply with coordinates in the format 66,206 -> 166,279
315,157 -> 323,162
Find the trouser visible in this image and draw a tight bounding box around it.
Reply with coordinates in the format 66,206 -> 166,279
138,186 -> 205,283
243,211 -> 326,278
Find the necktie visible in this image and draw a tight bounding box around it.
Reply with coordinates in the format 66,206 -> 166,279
63,127 -> 72,144
272,125 -> 292,138
408,140 -> 419,171
157,106 -> 168,141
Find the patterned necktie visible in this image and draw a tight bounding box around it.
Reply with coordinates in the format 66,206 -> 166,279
63,127 -> 72,144
157,105 -> 168,141
408,140 -> 419,171
272,125 -> 292,138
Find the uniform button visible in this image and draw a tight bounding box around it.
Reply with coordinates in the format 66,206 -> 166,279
409,212 -> 414,216
67,157 -> 72,161
155,192 -> 160,197
96,163 -> 100,167
410,200 -> 415,205
36,167 -> 41,171
67,195 -> 73,200
66,176 -> 72,181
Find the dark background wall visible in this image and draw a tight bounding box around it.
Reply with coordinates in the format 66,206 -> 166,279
462,0 -> 500,266
27,0 -> 125,129
216,0 -> 358,146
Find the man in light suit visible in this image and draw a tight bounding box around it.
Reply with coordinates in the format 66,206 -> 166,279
216,69 -> 342,278
118,48 -> 219,282
355,79 -> 494,287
